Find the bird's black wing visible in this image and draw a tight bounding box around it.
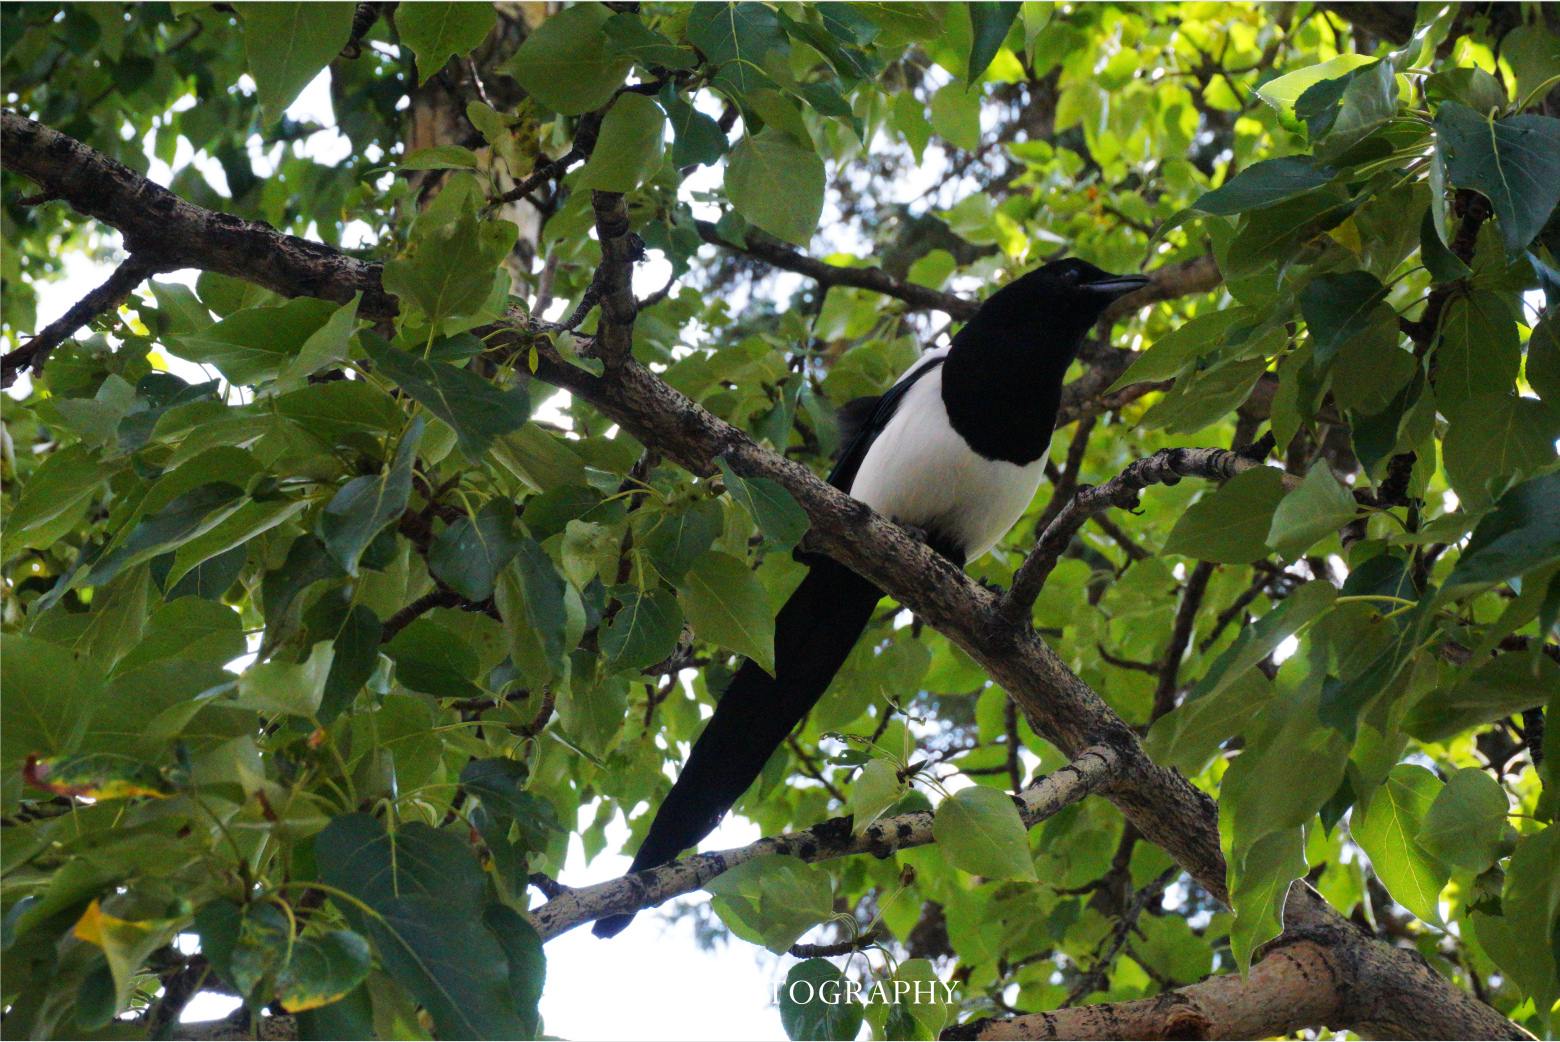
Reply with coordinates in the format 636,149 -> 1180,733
827,354 -> 946,494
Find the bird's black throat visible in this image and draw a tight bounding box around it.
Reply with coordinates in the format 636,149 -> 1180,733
939,316 -> 1084,465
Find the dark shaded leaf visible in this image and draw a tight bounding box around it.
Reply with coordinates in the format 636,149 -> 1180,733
365,340 -> 528,458
319,417 -> 424,575
429,499 -> 525,602
1436,102 -> 1560,255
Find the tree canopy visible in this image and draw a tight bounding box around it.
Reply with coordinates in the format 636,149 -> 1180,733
2,2 -> 1558,1040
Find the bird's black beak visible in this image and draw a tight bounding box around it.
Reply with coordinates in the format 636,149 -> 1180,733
1082,274 -> 1151,299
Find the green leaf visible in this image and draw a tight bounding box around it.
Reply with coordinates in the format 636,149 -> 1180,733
1193,157 -> 1337,215
1435,290 -> 1521,409
676,550 -> 776,674
168,297 -> 339,385
237,2 -> 356,124
280,293 -> 360,387
929,80 -> 981,151
428,499 -> 525,602
706,854 -> 833,953
575,93 -> 666,191
319,416 -> 424,575
308,599 -> 382,724
385,619 -> 483,701
1266,464 -> 1358,559
1138,356 -> 1269,435
1144,669 -> 1275,776
600,587 -> 683,672
849,758 -> 904,834
1332,316 -> 1415,418
397,1 -> 495,85
504,3 -> 630,115
1441,393 -> 1559,509
0,634 -> 98,775
1528,314 -> 1560,405
398,145 -> 479,170
779,959 -> 863,1041
716,458 -> 810,550
932,784 -> 1036,881
724,129 -> 824,246
664,90 -> 728,168
966,2 -> 1020,85
495,540 -> 570,686
85,482 -> 248,588
603,14 -> 696,71
1405,652 -> 1559,743
1419,207 -> 1470,283
262,535 -> 345,630
274,380 -> 404,440
164,496 -> 306,591
1299,271 -> 1388,367
1161,466 -> 1287,563
1473,828 -> 1560,1015
117,597 -> 244,674
1257,54 -> 1377,122
1435,102 -> 1560,255
1352,764 -> 1449,924
686,2 -> 784,94
1228,827 -> 1305,972
638,499 -> 723,581
232,641 -> 334,717
2,444 -> 113,557
365,341 -> 529,459
1445,472 -> 1560,588
276,929 -> 373,1013
1109,308 -> 1253,389
481,904 -> 546,1040
1416,767 -> 1513,874
316,815 -> 526,1040
490,423 -> 587,494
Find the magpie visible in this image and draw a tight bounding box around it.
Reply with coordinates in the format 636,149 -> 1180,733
593,259 -> 1148,938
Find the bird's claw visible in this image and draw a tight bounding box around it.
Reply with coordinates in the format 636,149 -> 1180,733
901,524 -> 930,546
977,577 -> 1006,595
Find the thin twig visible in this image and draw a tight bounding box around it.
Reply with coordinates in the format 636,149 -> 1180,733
788,736 -> 847,803
1154,561 -> 1215,721
1,253 -> 164,386
1000,437 -> 1287,626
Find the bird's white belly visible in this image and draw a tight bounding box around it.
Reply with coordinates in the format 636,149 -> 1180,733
848,364 -> 1048,561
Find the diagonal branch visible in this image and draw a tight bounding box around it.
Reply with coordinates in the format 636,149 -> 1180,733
1,253 -> 167,385
694,219 -> 978,318
999,441 -> 1290,626
1,110 -> 396,319
528,747 -> 1120,940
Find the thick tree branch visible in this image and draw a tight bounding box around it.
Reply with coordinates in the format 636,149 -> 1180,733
528,747 -> 1120,939
1,253 -> 166,385
947,884 -> 1533,1041
1,110 -> 397,319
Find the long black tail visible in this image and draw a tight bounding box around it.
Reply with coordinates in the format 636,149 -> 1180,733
592,556 -> 882,938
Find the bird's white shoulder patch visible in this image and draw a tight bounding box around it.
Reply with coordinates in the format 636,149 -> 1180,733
847,361 -> 1048,561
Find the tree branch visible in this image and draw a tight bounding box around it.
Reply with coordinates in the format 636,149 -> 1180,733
694,219 -> 978,318
1,253 -> 166,385
1,110 -> 397,319
1000,442 -> 1289,627
1153,561 -> 1215,721
528,747 -> 1120,940
947,883 -> 1533,1041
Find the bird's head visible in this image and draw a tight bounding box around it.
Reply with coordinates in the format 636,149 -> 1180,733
975,258 -> 1151,338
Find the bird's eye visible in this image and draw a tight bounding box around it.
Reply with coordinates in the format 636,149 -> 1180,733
1062,268 -> 1079,285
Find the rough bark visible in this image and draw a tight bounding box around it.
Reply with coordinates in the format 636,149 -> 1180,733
530,747 -> 1120,940
947,884 -> 1534,1041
